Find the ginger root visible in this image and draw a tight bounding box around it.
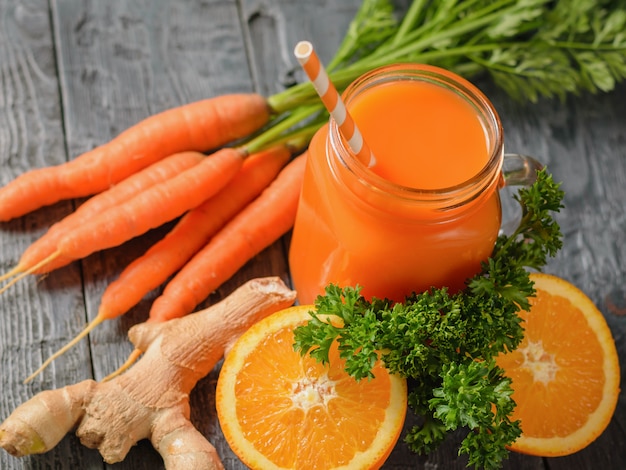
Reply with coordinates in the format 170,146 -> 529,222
0,277 -> 296,469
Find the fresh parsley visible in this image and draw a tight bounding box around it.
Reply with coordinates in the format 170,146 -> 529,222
293,169 -> 564,469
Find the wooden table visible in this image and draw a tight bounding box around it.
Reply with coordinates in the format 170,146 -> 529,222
1,1 -> 625,469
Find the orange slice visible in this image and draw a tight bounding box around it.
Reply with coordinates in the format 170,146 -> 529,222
496,273 -> 620,457
216,305 -> 407,469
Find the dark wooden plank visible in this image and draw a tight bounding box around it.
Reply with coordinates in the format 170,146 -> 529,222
240,0 -> 365,96
487,81 -> 626,470
1,0 -> 625,469
49,0 -> 270,383
1,0 -> 262,469
50,1 -> 269,469
0,1 -> 105,468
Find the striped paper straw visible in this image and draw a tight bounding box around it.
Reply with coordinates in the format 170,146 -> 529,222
294,40 -> 376,167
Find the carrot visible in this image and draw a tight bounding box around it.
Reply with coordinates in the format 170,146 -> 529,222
0,151 -> 206,283
0,93 -> 270,221
0,147 -> 245,295
107,152 -> 306,380
22,145 -> 293,383
148,152 -> 307,323
98,145 -> 291,319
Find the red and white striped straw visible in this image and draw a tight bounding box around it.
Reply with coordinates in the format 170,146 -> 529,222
294,40 -> 376,167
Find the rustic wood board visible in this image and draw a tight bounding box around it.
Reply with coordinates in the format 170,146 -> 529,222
0,0 -> 624,469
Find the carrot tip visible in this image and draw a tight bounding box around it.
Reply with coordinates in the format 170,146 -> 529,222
101,348 -> 143,382
23,316 -> 105,384
0,271 -> 29,296
0,251 -> 62,297
0,264 -> 23,283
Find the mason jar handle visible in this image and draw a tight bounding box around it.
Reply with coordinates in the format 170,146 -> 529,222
501,153 -> 544,187
498,153 -> 544,235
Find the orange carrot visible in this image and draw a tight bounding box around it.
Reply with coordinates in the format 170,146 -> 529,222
97,145 -> 291,320
148,152 -> 306,323
0,151 -> 206,283
109,151 -> 308,381
0,94 -> 270,221
23,146 -> 292,383
0,147 -> 244,295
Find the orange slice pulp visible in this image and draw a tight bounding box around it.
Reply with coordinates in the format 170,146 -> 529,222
496,273 -> 621,456
216,305 -> 407,469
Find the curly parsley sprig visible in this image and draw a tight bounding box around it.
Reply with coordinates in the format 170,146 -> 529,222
293,169 -> 564,469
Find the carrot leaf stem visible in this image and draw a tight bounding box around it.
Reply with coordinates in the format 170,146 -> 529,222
241,104 -> 325,154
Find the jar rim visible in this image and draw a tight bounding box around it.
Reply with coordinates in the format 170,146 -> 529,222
328,63 -> 504,207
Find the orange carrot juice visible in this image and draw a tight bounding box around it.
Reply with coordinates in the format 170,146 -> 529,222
289,64 -> 505,304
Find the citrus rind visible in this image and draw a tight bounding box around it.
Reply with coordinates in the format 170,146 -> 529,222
216,305 -> 407,469
502,273 -> 621,457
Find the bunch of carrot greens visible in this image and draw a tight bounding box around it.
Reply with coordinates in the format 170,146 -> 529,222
268,0 -> 626,112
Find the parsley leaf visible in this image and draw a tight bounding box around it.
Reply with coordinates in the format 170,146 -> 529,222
293,169 -> 564,469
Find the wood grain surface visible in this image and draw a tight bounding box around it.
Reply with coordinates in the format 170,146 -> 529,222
1,1 -> 624,469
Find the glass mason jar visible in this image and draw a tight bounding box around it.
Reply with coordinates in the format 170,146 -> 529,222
288,63 -> 540,304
